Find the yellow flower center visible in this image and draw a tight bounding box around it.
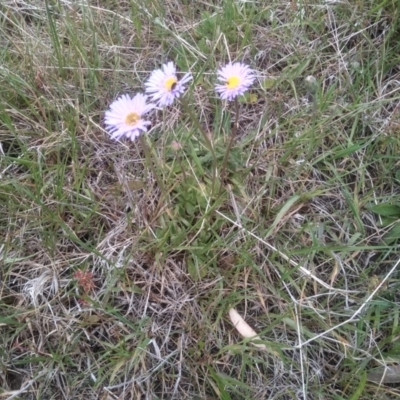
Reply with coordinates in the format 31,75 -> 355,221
165,77 -> 177,91
125,112 -> 140,126
226,76 -> 240,89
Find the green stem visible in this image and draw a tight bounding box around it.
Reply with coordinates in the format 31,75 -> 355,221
180,98 -> 218,195
219,97 -> 239,193
140,135 -> 164,192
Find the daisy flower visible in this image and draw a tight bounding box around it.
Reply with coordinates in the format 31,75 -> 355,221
145,61 -> 192,107
104,93 -> 155,141
215,62 -> 256,101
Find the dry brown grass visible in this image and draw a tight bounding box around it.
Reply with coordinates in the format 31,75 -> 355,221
1,1 -> 400,399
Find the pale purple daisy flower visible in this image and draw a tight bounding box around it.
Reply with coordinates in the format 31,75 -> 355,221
104,93 -> 155,141
215,62 -> 256,101
145,61 -> 192,107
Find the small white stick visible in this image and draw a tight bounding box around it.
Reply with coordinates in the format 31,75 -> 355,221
229,308 -> 266,350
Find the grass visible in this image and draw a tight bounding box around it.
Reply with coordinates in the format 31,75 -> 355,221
1,0 -> 400,398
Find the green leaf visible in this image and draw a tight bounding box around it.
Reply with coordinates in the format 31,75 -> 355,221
239,92 -> 258,104
0,317 -> 20,326
381,216 -> 400,227
383,223 -> 400,244
369,203 -> 400,217
185,202 -> 196,216
261,77 -> 277,90
187,255 -> 207,281
264,195 -> 301,239
332,143 -> 364,159
207,368 -> 232,400
349,370 -> 367,400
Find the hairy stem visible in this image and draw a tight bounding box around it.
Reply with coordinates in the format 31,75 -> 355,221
219,97 -> 239,194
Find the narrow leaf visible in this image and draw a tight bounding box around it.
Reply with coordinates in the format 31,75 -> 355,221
349,371 -> 367,400
265,195 -> 301,239
369,204 -> 400,217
